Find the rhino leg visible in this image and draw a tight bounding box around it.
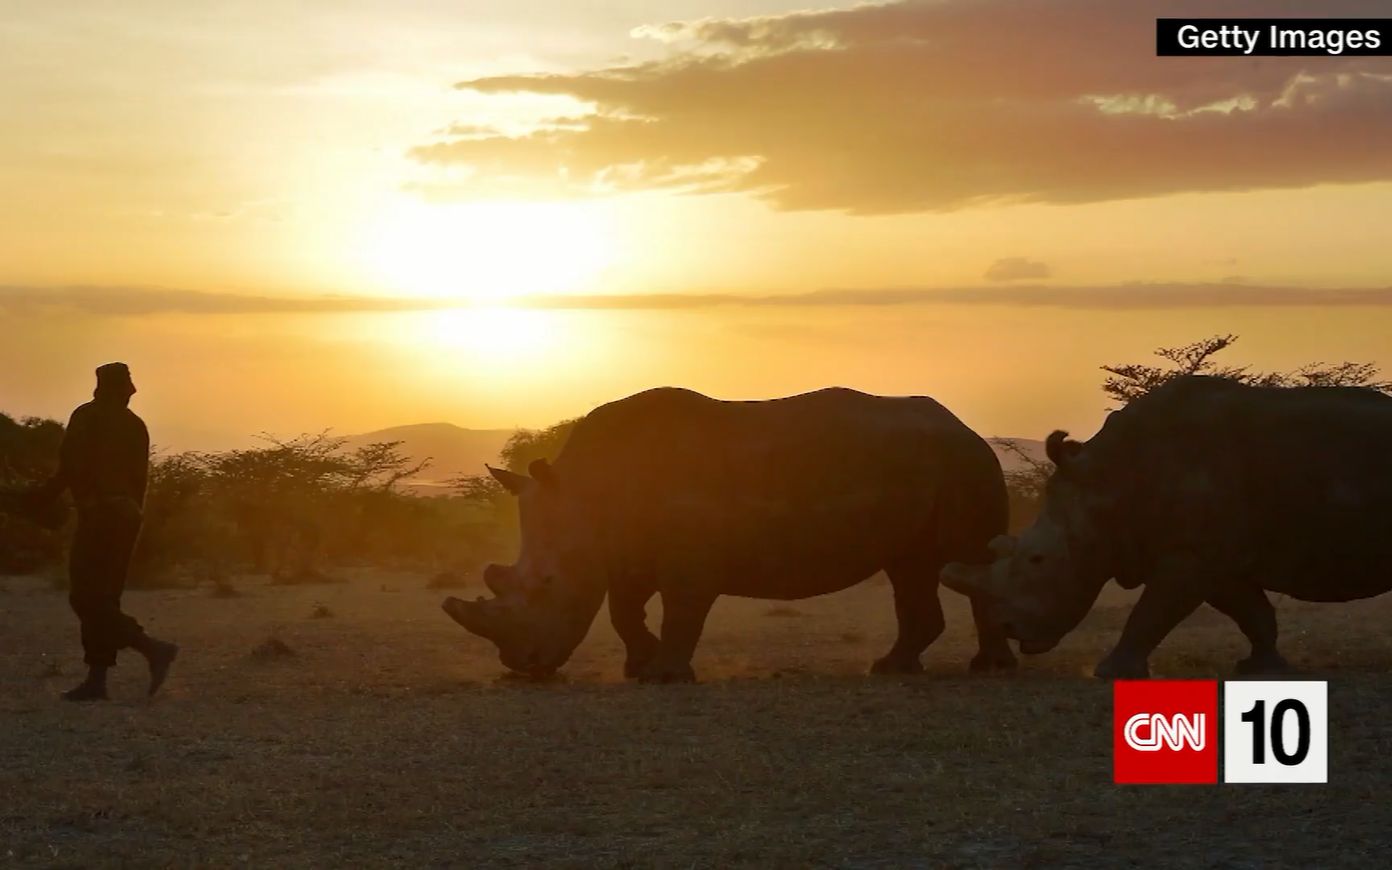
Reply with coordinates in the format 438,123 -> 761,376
968,594 -> 1018,672
1207,585 -> 1290,674
638,588 -> 716,683
871,562 -> 945,675
1095,581 -> 1204,679
609,581 -> 660,679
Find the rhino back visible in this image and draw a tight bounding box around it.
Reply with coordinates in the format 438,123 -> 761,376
1083,376 -> 1392,600
547,388 -> 1005,597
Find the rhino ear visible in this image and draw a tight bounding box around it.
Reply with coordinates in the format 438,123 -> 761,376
528,458 -> 558,488
487,464 -> 533,496
1045,430 -> 1085,470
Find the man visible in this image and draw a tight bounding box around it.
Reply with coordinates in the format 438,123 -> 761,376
33,363 -> 178,701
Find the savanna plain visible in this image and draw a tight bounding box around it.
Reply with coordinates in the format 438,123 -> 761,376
2,571 -> 1389,867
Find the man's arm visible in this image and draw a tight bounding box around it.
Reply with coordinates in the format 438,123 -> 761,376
36,407 -> 88,499
131,415 -> 150,507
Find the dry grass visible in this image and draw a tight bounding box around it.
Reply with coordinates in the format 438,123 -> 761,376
1,572 -> 1389,867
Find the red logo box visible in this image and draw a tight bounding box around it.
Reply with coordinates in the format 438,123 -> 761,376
1113,680 -> 1218,784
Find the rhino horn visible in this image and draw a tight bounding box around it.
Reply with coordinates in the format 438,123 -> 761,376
442,596 -> 503,641
987,534 -> 1017,559
940,562 -> 988,596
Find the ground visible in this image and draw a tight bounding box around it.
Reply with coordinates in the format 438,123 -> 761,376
2,571 -> 1389,867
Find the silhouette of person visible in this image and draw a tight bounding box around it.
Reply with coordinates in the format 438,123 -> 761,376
35,363 -> 178,701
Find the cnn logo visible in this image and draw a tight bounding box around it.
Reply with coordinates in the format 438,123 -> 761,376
1113,681 -> 1217,784
1123,712 -> 1206,752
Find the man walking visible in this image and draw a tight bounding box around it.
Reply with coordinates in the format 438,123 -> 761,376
34,363 -> 178,701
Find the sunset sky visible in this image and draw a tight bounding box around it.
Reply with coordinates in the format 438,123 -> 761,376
3,0 -> 1390,459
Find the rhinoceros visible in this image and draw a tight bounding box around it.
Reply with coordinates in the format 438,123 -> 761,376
442,387 -> 1014,681
941,375 -> 1392,678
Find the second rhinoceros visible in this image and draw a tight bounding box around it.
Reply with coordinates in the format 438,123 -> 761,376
443,387 -> 1013,681
942,375 -> 1392,678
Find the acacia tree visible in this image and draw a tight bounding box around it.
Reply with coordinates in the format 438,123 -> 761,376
499,418 -> 579,473
344,441 -> 430,492
0,414 -> 63,481
449,417 -> 578,506
132,451 -> 223,584
446,418 -> 581,562
999,335 -> 1392,529
149,433 -> 435,583
1101,334 -> 1392,405
0,411 -> 493,582
991,438 -> 1053,532
0,414 -> 66,572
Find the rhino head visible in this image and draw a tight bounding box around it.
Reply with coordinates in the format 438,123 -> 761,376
442,459 -> 606,677
941,431 -> 1115,653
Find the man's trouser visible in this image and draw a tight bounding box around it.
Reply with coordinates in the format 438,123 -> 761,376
69,503 -> 147,668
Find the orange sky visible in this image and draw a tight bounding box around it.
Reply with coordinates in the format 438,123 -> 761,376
2,1 -> 1390,455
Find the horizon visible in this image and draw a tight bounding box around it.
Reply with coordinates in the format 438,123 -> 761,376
4,0 -> 1391,448
1,383 -> 1059,457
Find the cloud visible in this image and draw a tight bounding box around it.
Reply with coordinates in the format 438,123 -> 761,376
985,257 -> 1051,282
6,282 -> 1392,318
412,0 -> 1392,214
0,285 -> 442,317
528,284 -> 1392,310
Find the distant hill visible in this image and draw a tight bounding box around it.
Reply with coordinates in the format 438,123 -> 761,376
340,423 -> 513,490
988,437 -> 1048,473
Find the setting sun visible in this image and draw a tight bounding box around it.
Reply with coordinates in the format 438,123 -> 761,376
361,197 -> 615,302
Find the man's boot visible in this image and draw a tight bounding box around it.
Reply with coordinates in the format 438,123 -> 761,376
140,638 -> 179,697
62,666 -> 109,702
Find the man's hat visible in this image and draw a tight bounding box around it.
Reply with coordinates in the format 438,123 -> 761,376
95,362 -> 134,391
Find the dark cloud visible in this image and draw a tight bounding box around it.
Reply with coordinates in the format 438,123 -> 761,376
0,285 -> 441,317
527,284 -> 1392,310
412,0 -> 1392,213
985,257 -> 1051,282
5,283 -> 1392,318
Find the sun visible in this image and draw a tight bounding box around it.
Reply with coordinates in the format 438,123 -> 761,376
363,197 -> 614,302
410,306 -> 555,360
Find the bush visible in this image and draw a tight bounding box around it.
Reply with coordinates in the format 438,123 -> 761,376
1,421 -> 510,583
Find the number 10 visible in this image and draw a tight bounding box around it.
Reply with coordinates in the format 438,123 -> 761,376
1240,699 -> 1311,765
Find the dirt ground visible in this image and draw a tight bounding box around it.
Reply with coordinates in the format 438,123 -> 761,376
2,570 -> 1389,868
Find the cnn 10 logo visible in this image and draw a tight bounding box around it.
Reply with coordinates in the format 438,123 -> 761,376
1113,680 -> 1328,784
